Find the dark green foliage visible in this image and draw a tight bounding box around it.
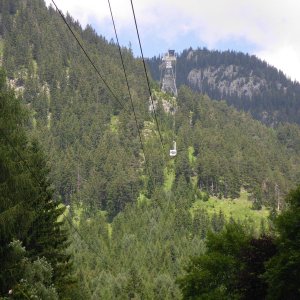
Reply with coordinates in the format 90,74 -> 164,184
276,122 -> 300,153
0,69 -> 35,293
263,186 -> 300,299
145,139 -> 165,197
237,236 -> 277,300
211,210 -> 225,232
0,68 -> 74,298
177,223 -> 276,300
68,190 -> 210,299
250,187 -> 263,210
3,241 -> 59,299
175,150 -> 191,184
192,209 -> 209,239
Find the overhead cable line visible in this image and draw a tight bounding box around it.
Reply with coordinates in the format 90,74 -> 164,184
0,129 -> 110,268
51,0 -> 129,114
129,0 -> 166,156
106,0 -> 154,186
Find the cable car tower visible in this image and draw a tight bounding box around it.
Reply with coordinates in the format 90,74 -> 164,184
160,50 -> 178,157
160,50 -> 178,97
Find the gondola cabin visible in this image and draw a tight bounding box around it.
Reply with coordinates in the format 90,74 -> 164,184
170,141 -> 177,157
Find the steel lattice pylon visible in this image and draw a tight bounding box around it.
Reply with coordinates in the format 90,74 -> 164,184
160,50 -> 177,97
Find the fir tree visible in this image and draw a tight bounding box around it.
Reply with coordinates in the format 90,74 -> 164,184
0,68 -> 74,298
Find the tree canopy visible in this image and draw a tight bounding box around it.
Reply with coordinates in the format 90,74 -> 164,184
0,68 -> 74,298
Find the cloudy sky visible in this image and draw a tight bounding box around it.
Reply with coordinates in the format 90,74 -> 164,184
46,0 -> 300,82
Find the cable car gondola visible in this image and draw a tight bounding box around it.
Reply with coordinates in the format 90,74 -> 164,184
170,140 -> 177,157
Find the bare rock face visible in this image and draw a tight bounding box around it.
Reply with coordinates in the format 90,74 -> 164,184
147,47 -> 300,124
187,65 -> 268,99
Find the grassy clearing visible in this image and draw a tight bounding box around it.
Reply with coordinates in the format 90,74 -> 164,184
0,40 -> 3,58
164,164 -> 175,192
107,223 -> 112,239
110,115 -> 119,132
71,205 -> 84,226
57,203 -> 67,223
188,146 -> 196,165
143,121 -> 156,139
137,193 -> 151,207
32,117 -> 37,129
47,112 -> 51,129
33,60 -> 38,74
192,190 -> 269,229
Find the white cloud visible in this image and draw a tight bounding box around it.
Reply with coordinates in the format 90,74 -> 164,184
257,46 -> 300,82
45,0 -> 300,81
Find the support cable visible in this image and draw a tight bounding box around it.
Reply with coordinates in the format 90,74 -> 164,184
51,0 -> 129,114
107,0 -> 153,183
129,0 -> 166,157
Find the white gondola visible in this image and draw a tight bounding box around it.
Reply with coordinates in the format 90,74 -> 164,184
169,141 -> 177,157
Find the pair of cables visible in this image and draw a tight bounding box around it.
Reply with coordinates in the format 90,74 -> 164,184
1,0 -> 169,277
1,0 -> 167,264
51,0 -> 167,207
51,0 -> 165,160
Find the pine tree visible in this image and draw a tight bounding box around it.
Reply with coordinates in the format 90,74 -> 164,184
0,68 -> 74,297
0,68 -> 35,293
24,140 -> 75,297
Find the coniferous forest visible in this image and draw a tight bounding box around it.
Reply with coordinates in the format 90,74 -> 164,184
1,0 -> 300,299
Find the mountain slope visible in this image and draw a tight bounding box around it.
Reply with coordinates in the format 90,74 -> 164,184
2,1 -> 300,298
173,86 -> 300,207
0,0 -> 152,219
147,48 -> 300,125
1,0 -> 300,212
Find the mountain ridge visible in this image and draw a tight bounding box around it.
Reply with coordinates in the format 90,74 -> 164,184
147,47 -> 300,126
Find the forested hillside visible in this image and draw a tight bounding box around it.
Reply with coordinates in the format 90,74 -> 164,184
147,48 -> 300,125
1,0 -> 300,298
0,69 -> 78,298
1,0 -> 300,213
0,0 -> 154,219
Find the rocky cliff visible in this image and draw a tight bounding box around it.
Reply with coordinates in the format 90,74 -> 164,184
148,48 -> 300,126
